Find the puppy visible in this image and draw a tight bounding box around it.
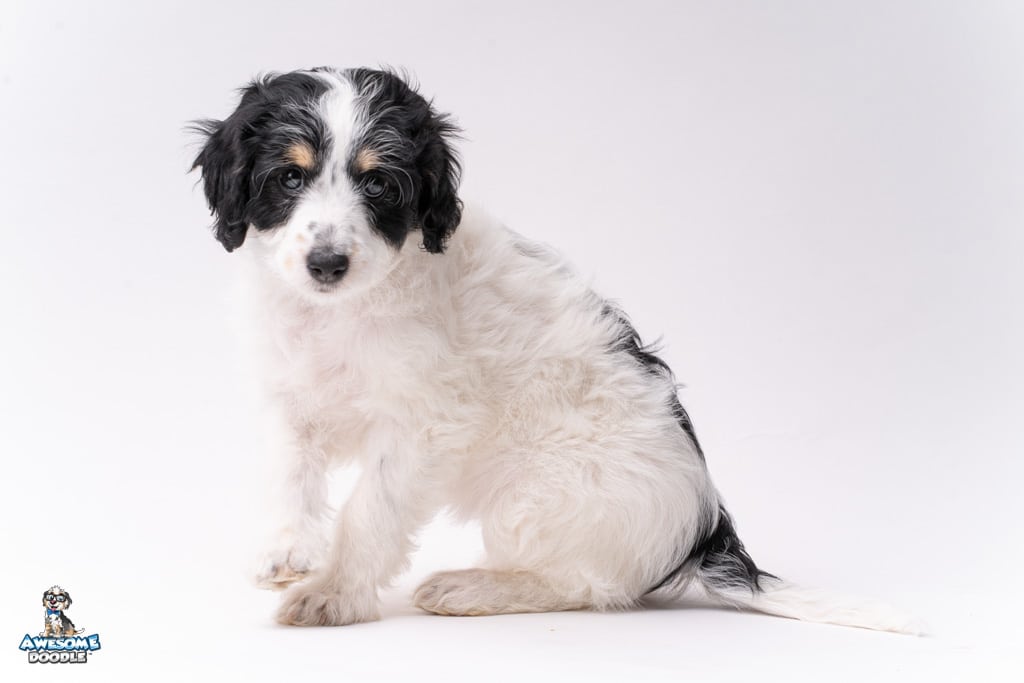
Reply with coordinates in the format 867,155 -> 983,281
41,586 -> 79,638
192,67 -> 919,633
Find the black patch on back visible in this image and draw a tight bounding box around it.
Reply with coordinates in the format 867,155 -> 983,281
603,304 -> 704,460
599,306 -> 773,596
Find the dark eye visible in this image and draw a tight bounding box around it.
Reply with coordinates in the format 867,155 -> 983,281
363,176 -> 389,199
280,168 -> 304,191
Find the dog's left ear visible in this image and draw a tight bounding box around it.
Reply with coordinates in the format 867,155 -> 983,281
63,592 -> 72,609
191,80 -> 273,252
416,111 -> 462,254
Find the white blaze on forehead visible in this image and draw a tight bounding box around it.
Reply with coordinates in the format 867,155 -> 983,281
312,70 -> 361,174
281,70 -> 363,246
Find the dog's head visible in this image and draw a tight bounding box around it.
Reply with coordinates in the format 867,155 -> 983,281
192,67 -> 462,302
42,586 -> 71,613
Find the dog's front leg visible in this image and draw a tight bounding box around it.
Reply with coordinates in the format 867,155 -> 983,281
276,439 -> 436,626
253,411 -> 330,590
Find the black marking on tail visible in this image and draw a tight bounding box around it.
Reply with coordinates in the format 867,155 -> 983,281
602,304 -> 704,460
649,504 -> 775,594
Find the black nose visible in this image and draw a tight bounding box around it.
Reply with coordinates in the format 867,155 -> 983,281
306,250 -> 350,284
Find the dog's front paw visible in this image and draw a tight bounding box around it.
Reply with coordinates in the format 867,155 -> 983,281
253,534 -> 323,591
275,575 -> 380,627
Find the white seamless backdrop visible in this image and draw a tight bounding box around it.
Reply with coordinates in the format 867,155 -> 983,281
0,1 -> 1021,681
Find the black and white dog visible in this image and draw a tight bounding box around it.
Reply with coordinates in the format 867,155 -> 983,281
192,67 -> 918,632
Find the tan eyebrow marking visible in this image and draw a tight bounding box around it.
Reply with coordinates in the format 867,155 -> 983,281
354,147 -> 381,173
285,142 -> 316,170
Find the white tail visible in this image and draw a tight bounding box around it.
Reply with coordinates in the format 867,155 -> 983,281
706,577 -> 926,635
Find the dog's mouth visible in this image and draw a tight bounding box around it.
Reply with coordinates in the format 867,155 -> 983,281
311,281 -> 340,294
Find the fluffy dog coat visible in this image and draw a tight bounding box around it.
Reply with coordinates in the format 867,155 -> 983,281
192,67 -> 919,633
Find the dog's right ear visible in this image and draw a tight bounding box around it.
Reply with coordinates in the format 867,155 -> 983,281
191,81 -> 271,252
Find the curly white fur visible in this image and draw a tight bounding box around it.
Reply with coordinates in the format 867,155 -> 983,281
242,202 -> 709,623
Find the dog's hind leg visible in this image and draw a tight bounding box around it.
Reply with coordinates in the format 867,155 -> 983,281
413,568 -> 589,616
421,433 -> 709,617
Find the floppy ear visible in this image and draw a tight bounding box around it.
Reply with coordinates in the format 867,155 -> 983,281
41,592 -> 48,608
63,592 -> 72,609
416,111 -> 462,254
191,83 -> 269,252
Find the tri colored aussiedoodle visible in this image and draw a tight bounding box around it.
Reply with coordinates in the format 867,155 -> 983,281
41,586 -> 80,638
192,67 -> 919,632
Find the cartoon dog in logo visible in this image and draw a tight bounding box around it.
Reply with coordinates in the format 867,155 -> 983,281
41,586 -> 81,638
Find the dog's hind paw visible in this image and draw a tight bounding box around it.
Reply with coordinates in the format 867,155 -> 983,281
414,569 -> 503,616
